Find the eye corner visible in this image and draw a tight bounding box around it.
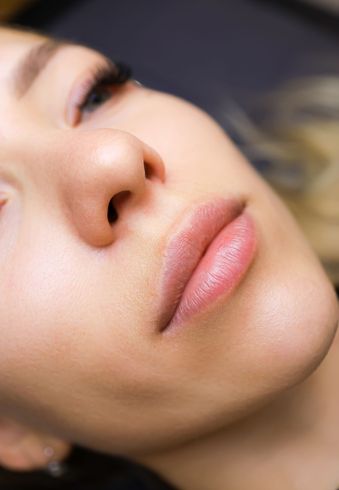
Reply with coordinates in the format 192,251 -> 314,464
0,195 -> 8,207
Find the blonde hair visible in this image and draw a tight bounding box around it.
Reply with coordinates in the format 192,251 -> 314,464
225,76 -> 339,285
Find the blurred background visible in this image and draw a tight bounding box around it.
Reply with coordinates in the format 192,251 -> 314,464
3,0 -> 339,126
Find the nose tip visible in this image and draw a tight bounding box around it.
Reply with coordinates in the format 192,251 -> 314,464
62,129 -> 165,247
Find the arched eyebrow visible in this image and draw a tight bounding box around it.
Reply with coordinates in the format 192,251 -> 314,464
13,39 -> 72,98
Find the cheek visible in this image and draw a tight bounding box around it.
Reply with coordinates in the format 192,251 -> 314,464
1,218 -> 141,357
112,92 -> 256,192
0,241 -> 89,401
0,230 -> 168,431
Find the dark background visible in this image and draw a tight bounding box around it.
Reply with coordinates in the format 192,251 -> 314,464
13,0 -> 339,127
4,1 -> 339,488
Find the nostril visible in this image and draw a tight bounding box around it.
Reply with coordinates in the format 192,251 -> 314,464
107,199 -> 118,224
144,162 -> 154,180
107,191 -> 131,224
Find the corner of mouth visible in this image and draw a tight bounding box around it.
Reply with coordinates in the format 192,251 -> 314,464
156,195 -> 249,332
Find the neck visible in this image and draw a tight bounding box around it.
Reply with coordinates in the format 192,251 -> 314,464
141,327 -> 339,490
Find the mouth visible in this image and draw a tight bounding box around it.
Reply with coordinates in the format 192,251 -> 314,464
157,197 -> 257,333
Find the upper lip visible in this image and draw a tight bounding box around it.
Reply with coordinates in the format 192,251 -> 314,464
157,196 -> 246,331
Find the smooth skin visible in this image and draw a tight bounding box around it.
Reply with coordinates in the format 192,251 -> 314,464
0,27 -> 338,488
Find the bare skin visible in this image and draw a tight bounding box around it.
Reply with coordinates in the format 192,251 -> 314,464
140,318 -> 339,489
0,27 -> 337,488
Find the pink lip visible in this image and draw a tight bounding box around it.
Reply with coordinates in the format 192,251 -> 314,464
158,197 -> 257,333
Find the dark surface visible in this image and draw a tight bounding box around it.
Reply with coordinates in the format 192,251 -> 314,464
13,0 -> 339,126
8,1 -> 339,489
0,446 -> 175,489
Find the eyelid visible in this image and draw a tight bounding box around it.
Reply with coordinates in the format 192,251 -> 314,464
65,58 -> 113,127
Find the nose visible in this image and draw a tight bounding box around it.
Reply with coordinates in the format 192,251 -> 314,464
59,129 -> 165,247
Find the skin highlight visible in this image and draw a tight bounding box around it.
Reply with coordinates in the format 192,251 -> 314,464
0,27 -> 338,488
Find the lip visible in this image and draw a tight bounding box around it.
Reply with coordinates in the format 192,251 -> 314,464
157,197 -> 257,333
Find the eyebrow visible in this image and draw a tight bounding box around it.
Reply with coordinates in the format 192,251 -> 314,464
13,39 -> 70,98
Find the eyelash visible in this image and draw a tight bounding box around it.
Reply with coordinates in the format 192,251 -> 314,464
71,60 -> 132,125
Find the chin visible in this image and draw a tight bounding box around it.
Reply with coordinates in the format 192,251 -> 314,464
250,272 -> 338,404
204,257 -> 339,430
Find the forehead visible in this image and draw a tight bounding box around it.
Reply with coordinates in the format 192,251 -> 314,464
0,28 -> 46,91
0,26 -> 44,45
0,28 -> 44,65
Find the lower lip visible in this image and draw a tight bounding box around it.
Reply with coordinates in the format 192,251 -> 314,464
163,211 -> 257,332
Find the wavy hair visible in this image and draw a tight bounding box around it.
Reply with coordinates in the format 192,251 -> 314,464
224,76 -> 339,285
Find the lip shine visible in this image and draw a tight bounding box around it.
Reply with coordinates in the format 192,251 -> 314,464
164,210 -> 257,331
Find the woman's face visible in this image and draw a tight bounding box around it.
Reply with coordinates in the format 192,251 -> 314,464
0,28 -> 337,458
